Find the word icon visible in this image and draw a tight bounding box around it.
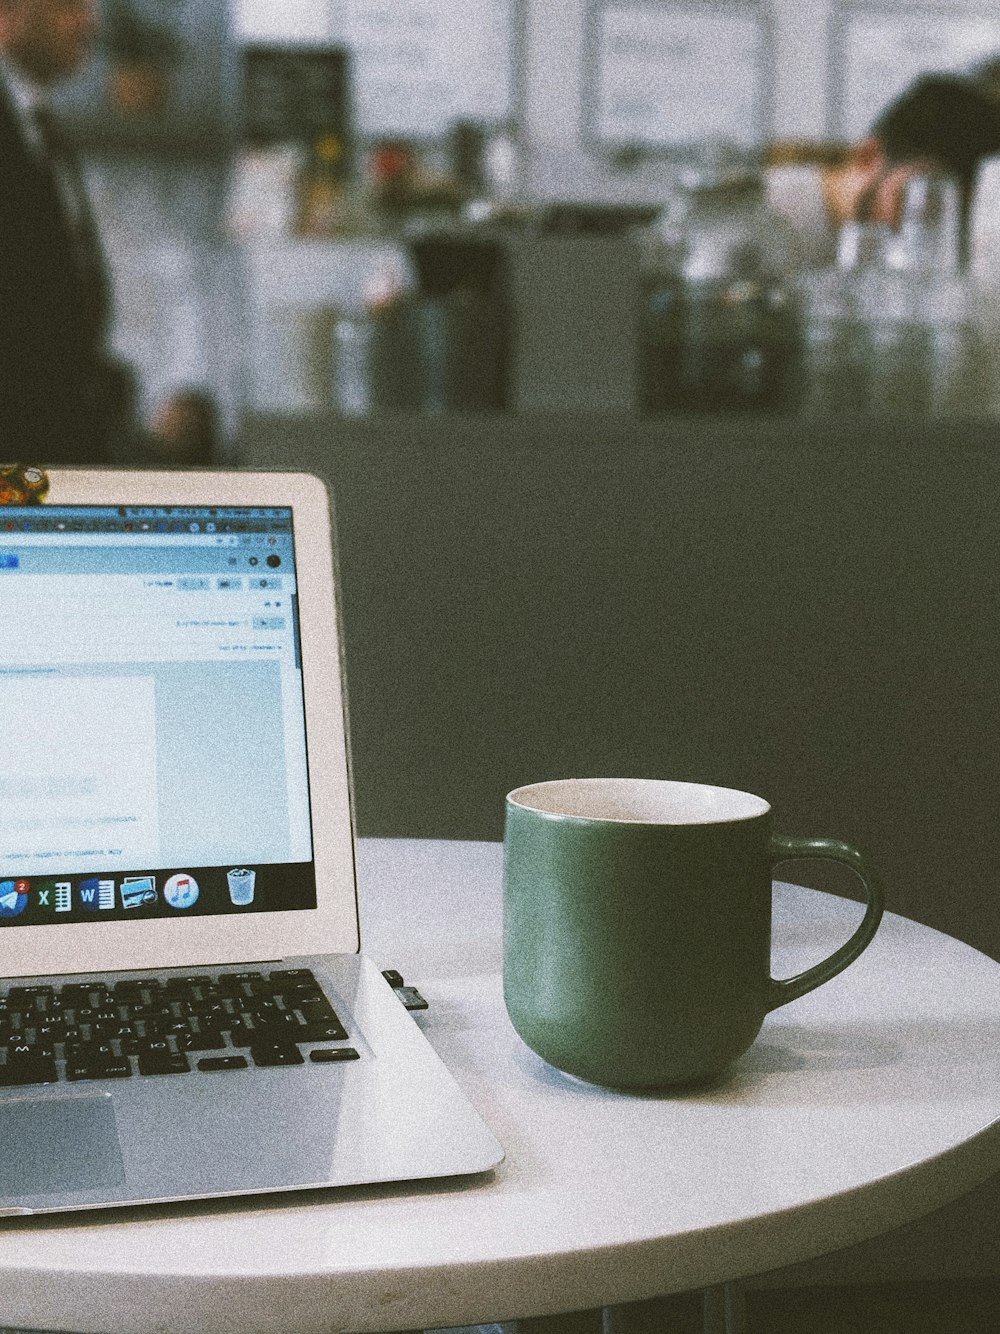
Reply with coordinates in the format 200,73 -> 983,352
79,878 -> 115,910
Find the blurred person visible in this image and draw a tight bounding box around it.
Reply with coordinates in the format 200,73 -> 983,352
824,74 -> 1000,234
0,0 -> 123,462
769,72 -> 1000,266
146,387 -> 223,467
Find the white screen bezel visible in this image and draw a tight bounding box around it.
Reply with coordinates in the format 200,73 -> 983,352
0,468 -> 359,978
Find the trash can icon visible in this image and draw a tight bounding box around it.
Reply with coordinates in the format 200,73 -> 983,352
227,867 -> 256,906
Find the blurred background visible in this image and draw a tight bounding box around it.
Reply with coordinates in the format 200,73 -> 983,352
52,0 -> 1000,450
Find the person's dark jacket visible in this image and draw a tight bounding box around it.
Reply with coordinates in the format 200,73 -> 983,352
0,78 -> 115,463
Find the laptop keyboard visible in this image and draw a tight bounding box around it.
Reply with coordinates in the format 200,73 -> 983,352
0,968 -> 359,1087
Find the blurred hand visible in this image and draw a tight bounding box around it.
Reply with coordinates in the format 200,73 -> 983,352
821,137 -> 884,225
821,135 -> 934,228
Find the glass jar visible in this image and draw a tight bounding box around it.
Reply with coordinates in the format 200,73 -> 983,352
640,160 -> 798,414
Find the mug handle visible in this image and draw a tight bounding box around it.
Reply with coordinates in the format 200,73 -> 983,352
765,835 -> 885,1013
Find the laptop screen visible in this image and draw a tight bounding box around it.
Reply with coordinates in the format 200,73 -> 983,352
0,504 -> 316,927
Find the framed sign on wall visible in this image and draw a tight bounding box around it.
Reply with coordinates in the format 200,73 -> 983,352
242,46 -> 350,143
344,0 -> 522,138
585,0 -> 772,152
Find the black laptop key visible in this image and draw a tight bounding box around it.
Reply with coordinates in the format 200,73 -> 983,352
309,1047 -> 360,1063
102,1060 -> 134,1078
8,1041 -> 53,1059
61,984 -> 109,1007
138,1050 -> 191,1076
94,1021 -> 136,1040
215,975 -> 246,996
112,980 -> 148,999
65,1040 -> 116,1064
217,972 -> 263,995
8,986 -> 55,1006
192,1013 -> 228,1034
161,1019 -> 196,1037
138,1015 -> 175,1036
162,976 -> 208,996
286,990 -> 328,1013
197,1055 -> 249,1071
250,1041 -> 304,1067
34,1021 -> 70,1043
268,968 -> 315,984
133,1037 -> 171,1055
297,997 -> 340,1021
67,1058 -> 132,1081
252,1008 -> 300,1031
176,1030 -> 225,1052
296,996 -> 345,1020
299,1021 -> 349,1042
0,1056 -> 58,1086
249,1025 -> 298,1048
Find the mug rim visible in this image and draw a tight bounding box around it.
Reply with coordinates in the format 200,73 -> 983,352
506,777 -> 771,826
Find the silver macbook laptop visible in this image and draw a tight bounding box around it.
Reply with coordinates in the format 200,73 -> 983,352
0,467 -> 502,1215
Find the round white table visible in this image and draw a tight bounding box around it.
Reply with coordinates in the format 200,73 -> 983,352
2,838 -> 1000,1334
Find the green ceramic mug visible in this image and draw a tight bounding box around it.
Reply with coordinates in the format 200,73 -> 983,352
502,778 -> 884,1089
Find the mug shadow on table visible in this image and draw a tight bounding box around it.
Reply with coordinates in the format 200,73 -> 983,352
698,1014 -> 1000,1106
511,1015 -> 1000,1108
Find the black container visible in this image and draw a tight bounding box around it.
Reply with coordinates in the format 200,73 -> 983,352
369,235 -> 510,413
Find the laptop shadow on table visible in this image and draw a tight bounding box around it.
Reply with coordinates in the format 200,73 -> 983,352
0,1167 -> 502,1232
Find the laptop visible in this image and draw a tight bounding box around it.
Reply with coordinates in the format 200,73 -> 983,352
0,467 -> 503,1215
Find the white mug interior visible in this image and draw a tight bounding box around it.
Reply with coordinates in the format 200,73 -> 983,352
506,777 -> 770,825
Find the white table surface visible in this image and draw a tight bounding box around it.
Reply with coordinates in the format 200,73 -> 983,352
3,838 -> 1000,1334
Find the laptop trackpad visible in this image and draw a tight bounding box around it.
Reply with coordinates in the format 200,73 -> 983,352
0,1095 -> 125,1195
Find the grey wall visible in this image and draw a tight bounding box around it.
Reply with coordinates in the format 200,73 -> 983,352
247,412 -> 1000,955
244,410 -> 1000,1285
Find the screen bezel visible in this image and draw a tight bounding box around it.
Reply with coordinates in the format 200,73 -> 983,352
0,468 -> 359,978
